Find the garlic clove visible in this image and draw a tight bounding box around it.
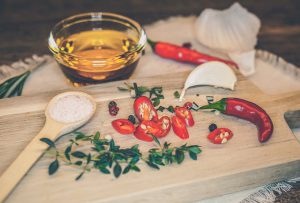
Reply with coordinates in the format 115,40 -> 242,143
179,61 -> 237,101
228,50 -> 256,76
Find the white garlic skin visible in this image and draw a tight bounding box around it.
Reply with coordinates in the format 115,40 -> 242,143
195,2 -> 261,53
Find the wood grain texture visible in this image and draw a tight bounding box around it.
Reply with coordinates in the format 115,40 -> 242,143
0,71 -> 300,202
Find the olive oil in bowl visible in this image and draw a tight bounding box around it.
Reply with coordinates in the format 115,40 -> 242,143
49,13 -> 146,84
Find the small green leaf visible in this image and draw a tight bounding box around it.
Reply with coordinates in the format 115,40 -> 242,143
151,98 -> 160,107
131,165 -> 141,172
131,144 -> 139,151
64,145 -> 72,161
74,132 -> 86,140
173,91 -> 180,99
129,156 -> 140,165
75,172 -> 84,180
167,106 -> 175,113
138,86 -> 149,94
113,163 -> 122,178
188,146 -> 202,154
75,161 -> 83,166
40,138 -> 55,148
123,165 -> 131,174
71,151 -> 86,158
146,161 -> 160,170
99,167 -> 110,174
48,159 -> 59,175
156,106 -> 165,112
189,151 -> 197,160
175,149 -> 185,164
94,132 -> 100,141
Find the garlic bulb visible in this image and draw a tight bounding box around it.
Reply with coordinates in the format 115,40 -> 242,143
195,2 -> 261,53
179,61 -> 237,101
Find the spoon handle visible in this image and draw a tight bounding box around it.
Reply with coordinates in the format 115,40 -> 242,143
0,124 -> 61,202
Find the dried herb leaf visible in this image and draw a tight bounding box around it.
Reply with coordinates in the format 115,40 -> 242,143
175,149 -> 185,164
113,163 -> 122,178
94,132 -> 100,141
40,138 -> 55,148
99,167 -> 110,174
64,145 -> 72,161
75,161 -> 83,166
189,151 -> 197,160
71,151 -> 86,158
167,106 -> 175,113
146,161 -> 160,170
188,146 -> 202,154
48,159 -> 59,175
123,165 -> 131,174
174,91 -> 180,99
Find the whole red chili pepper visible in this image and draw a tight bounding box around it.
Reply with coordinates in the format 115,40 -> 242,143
200,98 -> 273,143
148,39 -> 238,68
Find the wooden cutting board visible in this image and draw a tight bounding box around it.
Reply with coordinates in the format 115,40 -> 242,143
1,71 -> 300,203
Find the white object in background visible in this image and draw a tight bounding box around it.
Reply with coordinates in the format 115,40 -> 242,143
195,2 -> 261,76
179,61 -> 237,101
229,50 -> 256,76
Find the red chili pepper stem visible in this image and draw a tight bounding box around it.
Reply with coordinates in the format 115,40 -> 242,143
199,98 -> 227,113
147,38 -> 156,50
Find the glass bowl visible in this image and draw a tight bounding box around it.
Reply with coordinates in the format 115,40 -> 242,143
48,12 -> 146,84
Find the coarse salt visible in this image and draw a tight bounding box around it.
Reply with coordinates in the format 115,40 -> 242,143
49,94 -> 94,123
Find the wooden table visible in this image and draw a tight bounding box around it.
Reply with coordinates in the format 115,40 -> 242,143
0,0 -> 300,202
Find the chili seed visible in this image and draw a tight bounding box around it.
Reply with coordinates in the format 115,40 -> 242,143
108,101 -> 117,108
182,42 -> 192,49
109,106 -> 119,116
209,123 -> 217,132
128,115 -> 136,124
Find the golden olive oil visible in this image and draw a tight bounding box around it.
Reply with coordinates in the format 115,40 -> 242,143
56,30 -> 140,84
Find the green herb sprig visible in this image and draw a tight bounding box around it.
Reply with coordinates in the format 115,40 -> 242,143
156,105 -> 175,113
118,82 -> 164,107
40,131 -> 202,180
0,71 -> 30,99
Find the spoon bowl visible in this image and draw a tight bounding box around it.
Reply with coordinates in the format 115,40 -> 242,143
44,91 -> 96,136
0,91 -> 96,202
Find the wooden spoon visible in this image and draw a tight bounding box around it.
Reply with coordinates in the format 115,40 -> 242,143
0,91 -> 96,202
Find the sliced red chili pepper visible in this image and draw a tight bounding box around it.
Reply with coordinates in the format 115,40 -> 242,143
207,128 -> 233,144
134,120 -> 161,142
156,116 -> 171,138
112,119 -> 135,135
172,116 -> 189,139
175,107 -> 195,127
134,96 -> 158,122
184,102 -> 193,110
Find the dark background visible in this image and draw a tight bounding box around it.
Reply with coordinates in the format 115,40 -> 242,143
0,0 -> 299,66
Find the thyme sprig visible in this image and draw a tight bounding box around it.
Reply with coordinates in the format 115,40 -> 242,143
118,82 -> 164,107
40,131 -> 202,180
